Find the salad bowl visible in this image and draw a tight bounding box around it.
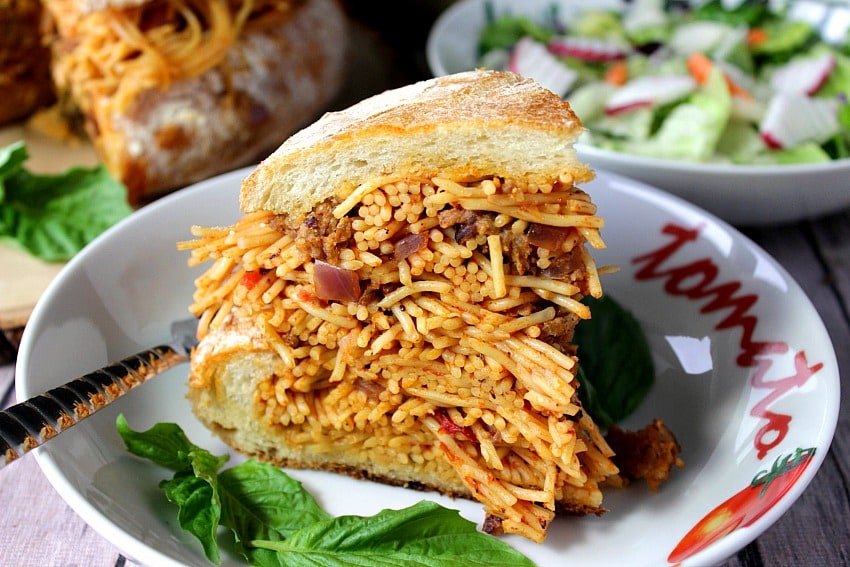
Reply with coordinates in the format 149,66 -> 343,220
426,0 -> 850,225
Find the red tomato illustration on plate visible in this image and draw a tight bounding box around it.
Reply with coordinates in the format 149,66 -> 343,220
668,447 -> 816,564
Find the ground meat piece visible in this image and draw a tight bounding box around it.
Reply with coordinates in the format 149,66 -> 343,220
499,227 -> 533,275
605,419 -> 685,491
437,206 -> 475,229
541,250 -> 591,295
460,213 -> 497,244
539,312 -> 581,349
294,220 -> 325,260
440,207 -> 537,272
437,206 -> 579,277
482,514 -> 504,535
541,250 -> 583,281
358,281 -> 383,308
286,200 -> 353,263
439,207 -> 499,244
283,331 -> 300,348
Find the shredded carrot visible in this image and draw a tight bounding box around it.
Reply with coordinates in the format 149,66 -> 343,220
747,28 -> 768,46
604,61 -> 628,86
686,52 -> 714,84
727,80 -> 752,100
686,52 -> 752,100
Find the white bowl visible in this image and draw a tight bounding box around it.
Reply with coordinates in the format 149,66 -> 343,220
16,167 -> 839,566
426,0 -> 850,226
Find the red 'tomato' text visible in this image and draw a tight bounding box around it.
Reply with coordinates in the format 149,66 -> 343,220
631,223 -> 823,459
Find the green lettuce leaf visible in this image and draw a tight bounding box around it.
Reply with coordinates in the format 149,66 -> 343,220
574,9 -> 628,43
479,14 -> 552,56
716,120 -> 766,163
751,20 -> 816,61
634,67 -> 731,161
693,0 -> 770,27
753,143 -> 833,164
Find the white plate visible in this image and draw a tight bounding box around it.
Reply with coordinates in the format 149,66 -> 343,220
17,167 -> 839,566
426,0 -> 850,226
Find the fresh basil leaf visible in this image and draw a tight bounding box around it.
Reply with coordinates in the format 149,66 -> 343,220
252,500 -> 534,567
117,418 -> 536,567
574,295 -> 654,428
170,444 -> 232,565
116,414 -> 227,471
218,459 -> 331,557
161,470 -> 223,564
0,141 -> 27,202
574,365 -> 615,430
118,415 -> 230,564
0,141 -> 131,262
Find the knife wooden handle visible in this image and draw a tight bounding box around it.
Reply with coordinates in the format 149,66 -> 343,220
0,344 -> 189,470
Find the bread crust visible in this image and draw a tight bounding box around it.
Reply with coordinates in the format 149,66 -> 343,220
240,70 -> 594,219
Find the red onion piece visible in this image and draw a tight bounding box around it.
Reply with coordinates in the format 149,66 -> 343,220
313,259 -> 361,302
354,378 -> 384,400
526,223 -> 572,251
394,232 -> 428,261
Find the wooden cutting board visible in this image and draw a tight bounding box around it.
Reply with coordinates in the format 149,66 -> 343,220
0,122 -> 99,329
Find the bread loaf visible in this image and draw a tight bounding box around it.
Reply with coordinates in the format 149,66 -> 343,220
43,0 -> 348,202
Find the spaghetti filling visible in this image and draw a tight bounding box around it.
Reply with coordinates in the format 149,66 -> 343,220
180,173 -> 620,543
47,0 -> 298,114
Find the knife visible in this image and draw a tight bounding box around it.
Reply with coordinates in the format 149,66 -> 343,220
0,317 -> 198,471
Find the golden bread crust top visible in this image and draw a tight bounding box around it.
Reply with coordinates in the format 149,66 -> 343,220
240,70 -> 591,219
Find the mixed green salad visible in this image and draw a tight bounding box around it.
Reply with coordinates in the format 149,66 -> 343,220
478,0 -> 850,164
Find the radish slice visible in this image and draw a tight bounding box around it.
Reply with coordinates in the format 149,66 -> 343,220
759,92 -> 839,149
770,52 -> 836,96
669,21 -> 734,55
605,75 -> 697,115
548,36 -> 628,62
508,36 -> 578,97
